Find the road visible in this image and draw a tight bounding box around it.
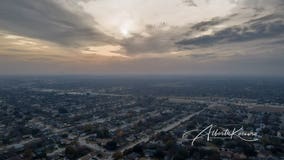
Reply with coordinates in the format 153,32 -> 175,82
0,138 -> 40,151
118,107 -> 208,153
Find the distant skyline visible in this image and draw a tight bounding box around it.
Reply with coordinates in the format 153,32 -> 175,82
0,0 -> 284,75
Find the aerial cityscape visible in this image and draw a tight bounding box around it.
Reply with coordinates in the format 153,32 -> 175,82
0,76 -> 283,159
0,0 -> 284,159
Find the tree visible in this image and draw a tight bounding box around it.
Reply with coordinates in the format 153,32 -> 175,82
23,149 -> 33,160
112,151 -> 123,160
58,107 -> 68,114
105,141 -> 117,151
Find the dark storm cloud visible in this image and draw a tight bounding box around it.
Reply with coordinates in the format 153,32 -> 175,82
0,0 -> 113,47
177,17 -> 284,47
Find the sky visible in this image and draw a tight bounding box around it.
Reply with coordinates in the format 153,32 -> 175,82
0,0 -> 284,76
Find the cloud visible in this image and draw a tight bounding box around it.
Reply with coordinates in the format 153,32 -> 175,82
190,15 -> 236,32
114,0 -> 284,55
0,0 -> 284,75
0,0 -> 114,47
117,10 -> 284,55
183,0 -> 197,7
187,53 -> 216,59
177,15 -> 284,47
115,24 -> 192,55
120,35 -> 174,54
